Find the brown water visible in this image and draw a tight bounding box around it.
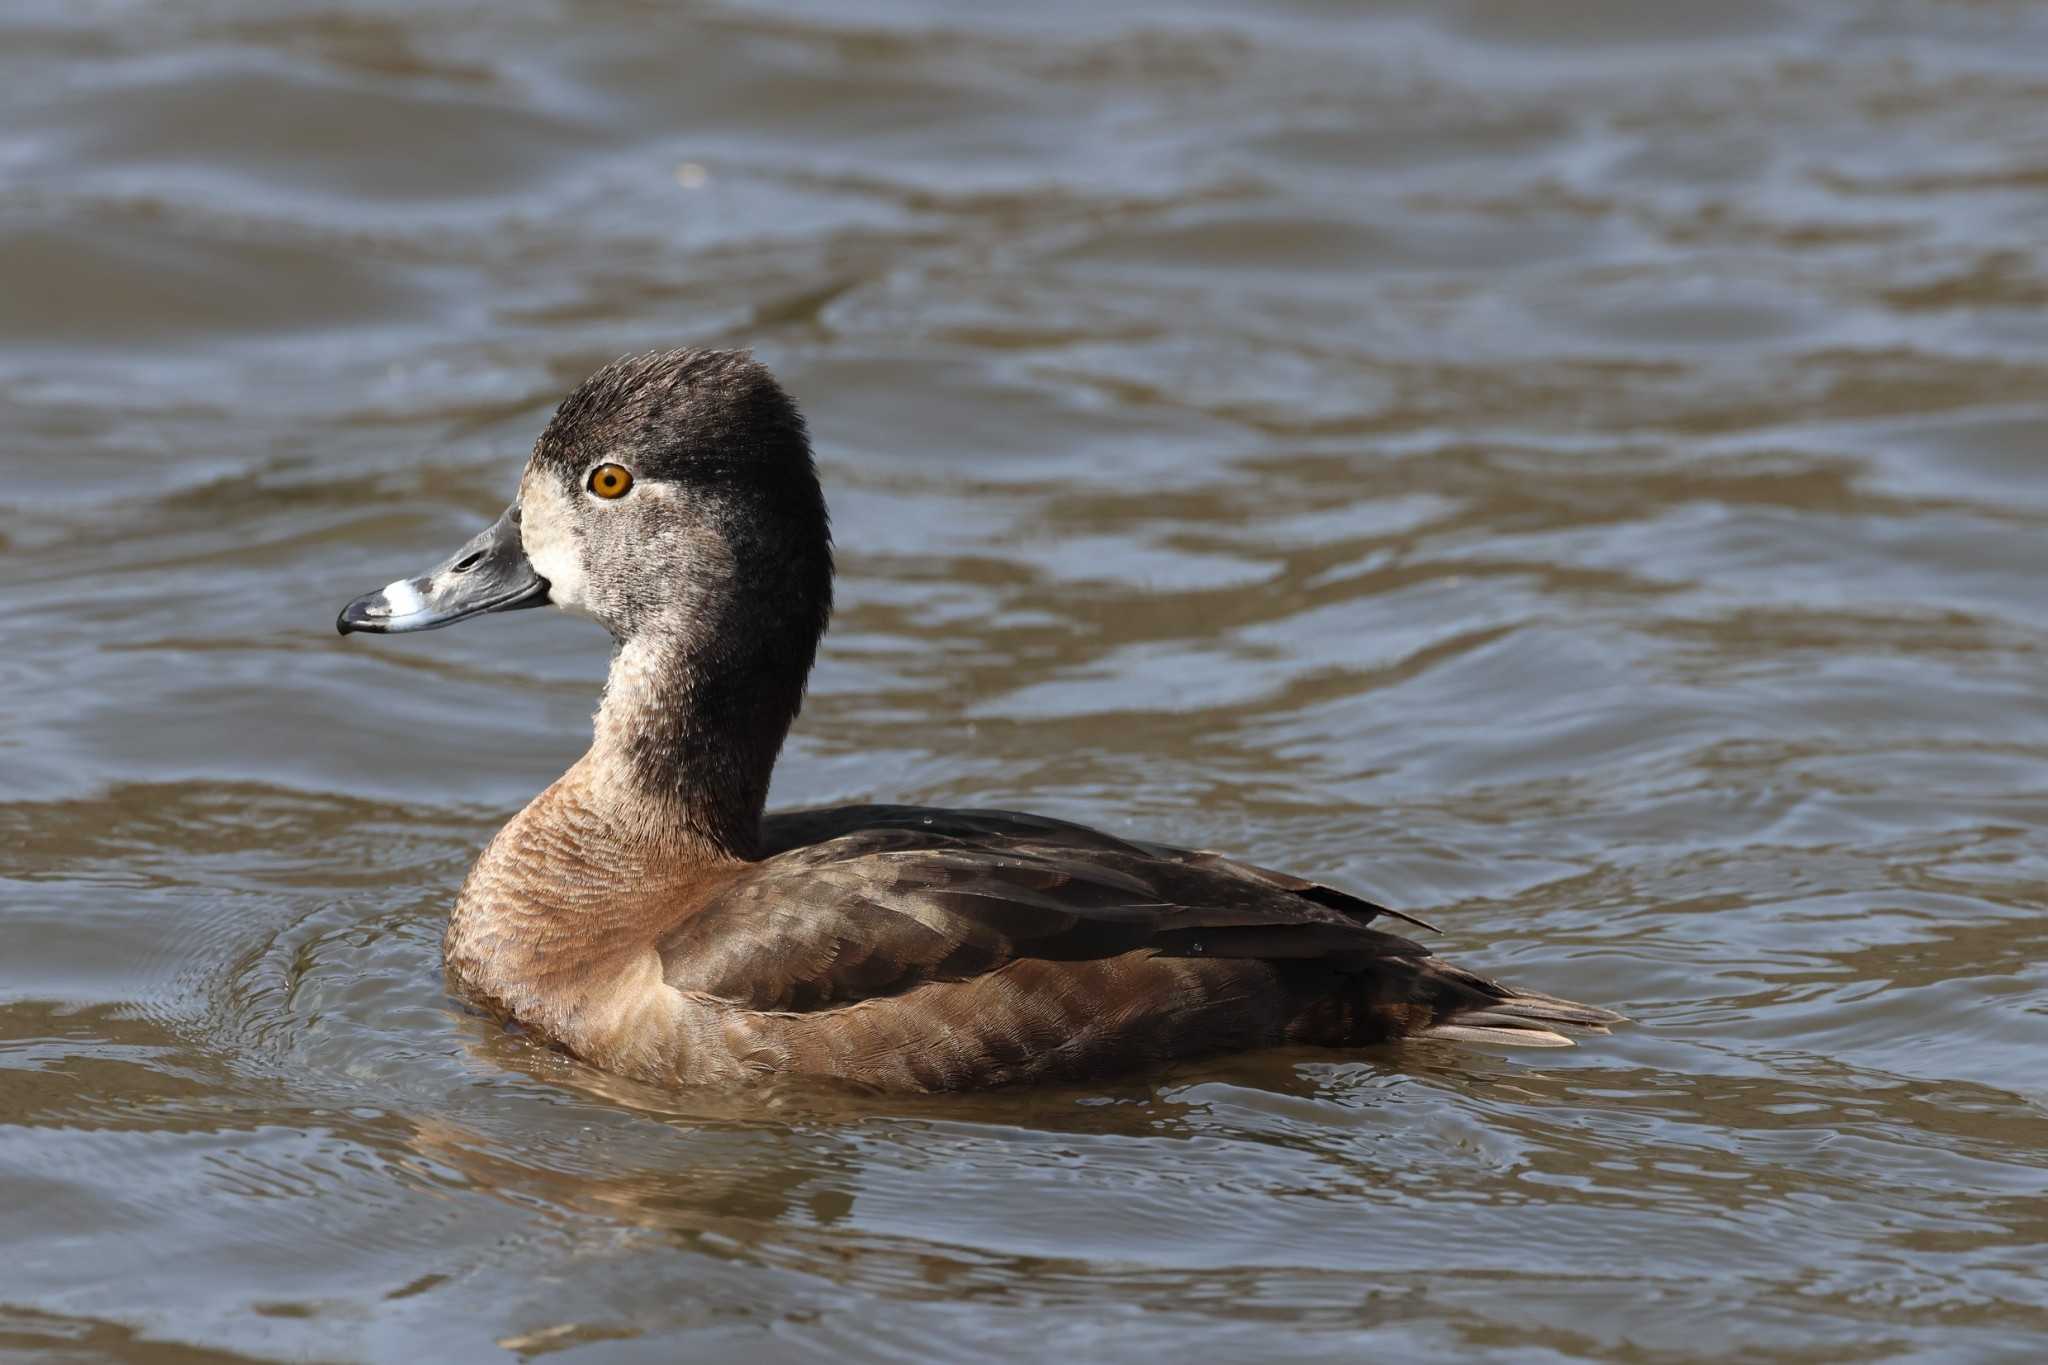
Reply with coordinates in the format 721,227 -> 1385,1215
4,0 -> 2047,1359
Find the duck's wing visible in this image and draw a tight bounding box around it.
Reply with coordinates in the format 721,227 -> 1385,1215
661,806 -> 1433,1012
762,804 -> 1439,929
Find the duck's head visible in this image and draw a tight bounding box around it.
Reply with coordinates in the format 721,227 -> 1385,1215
338,347 -> 833,727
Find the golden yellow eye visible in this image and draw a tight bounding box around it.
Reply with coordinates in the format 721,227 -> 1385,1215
586,463 -> 634,499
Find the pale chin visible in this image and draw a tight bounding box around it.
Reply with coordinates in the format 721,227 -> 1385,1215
526,539 -> 594,617
518,480 -> 596,617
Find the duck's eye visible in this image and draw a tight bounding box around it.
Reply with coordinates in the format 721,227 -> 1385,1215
586,463 -> 634,499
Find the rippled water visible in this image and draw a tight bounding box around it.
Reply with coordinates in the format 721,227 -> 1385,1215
4,1 -> 2047,1359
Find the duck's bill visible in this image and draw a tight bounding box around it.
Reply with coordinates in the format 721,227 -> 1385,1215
336,506 -> 550,636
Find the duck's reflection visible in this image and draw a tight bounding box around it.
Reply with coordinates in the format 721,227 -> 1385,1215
409,1007 -> 1424,1254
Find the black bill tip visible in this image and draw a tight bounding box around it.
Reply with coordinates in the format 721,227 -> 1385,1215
336,595 -> 377,635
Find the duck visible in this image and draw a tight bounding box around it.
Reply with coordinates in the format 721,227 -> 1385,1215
337,348 -> 1621,1092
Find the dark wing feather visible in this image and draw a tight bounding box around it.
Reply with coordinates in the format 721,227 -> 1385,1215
765,805 -> 1436,932
1124,842 -> 1442,935
662,807 -> 1430,1012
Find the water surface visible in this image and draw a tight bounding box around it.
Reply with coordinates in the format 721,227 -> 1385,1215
3,1 -> 2047,1359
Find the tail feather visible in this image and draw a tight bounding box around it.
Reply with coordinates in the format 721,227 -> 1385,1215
1409,965 -> 1627,1051
1418,1023 -> 1577,1048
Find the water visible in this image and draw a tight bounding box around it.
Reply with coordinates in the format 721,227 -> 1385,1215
3,0 -> 2046,1358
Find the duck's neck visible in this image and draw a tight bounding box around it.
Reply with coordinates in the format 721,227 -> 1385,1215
583,627 -> 796,861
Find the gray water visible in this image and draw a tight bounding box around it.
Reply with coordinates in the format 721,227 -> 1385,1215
3,1 -> 2047,1360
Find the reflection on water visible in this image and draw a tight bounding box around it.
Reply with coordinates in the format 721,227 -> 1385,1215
3,0 -> 2047,1358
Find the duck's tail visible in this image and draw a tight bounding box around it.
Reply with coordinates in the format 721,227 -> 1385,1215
1408,960 -> 1627,1049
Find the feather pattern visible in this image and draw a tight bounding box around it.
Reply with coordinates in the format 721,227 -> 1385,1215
389,351 -> 1630,1094
619,805 -> 1623,1089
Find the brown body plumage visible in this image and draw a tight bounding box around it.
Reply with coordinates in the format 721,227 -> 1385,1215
341,348 -> 1622,1093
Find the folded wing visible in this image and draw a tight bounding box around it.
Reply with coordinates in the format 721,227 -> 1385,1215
661,805 -> 1439,1012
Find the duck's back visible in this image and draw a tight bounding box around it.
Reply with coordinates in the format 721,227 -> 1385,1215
647,805 -> 1617,1091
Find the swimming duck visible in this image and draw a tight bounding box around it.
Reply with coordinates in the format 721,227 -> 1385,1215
338,349 -> 1620,1091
